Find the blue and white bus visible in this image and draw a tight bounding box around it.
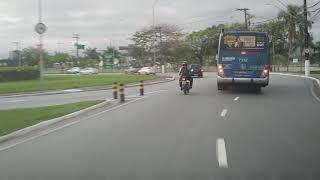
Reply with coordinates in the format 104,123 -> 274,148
217,31 -> 271,91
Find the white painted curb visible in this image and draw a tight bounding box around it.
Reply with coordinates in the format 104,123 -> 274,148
0,100 -> 111,143
0,76 -> 175,98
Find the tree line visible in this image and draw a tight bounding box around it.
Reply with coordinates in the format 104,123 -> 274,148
8,4 -> 320,69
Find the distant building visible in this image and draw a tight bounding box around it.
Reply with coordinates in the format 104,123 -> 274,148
0,58 -> 18,67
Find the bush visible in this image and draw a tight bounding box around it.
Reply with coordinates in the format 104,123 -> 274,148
0,67 -> 39,82
311,70 -> 320,74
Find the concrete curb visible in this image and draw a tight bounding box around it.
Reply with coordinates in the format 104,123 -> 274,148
0,100 -> 111,144
0,76 -> 175,98
271,73 -> 320,101
271,73 -> 320,87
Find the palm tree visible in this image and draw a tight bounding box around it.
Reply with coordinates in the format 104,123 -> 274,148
278,5 -> 312,71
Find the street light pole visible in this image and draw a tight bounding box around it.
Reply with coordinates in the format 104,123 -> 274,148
38,0 -> 44,91
153,0 -> 159,66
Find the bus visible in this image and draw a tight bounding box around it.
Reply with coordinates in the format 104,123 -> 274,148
217,30 -> 271,91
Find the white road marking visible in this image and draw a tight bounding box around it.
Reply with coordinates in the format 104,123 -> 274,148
62,89 -> 83,93
233,97 -> 240,101
0,97 -> 147,152
216,138 -> 228,168
128,89 -> 168,98
220,109 -> 228,117
0,100 -> 26,104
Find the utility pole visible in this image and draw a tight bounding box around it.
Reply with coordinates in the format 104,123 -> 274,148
303,0 -> 310,76
236,8 -> 250,29
13,42 -> 21,67
72,34 -> 80,65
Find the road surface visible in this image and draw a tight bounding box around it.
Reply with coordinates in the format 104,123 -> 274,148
0,73 -> 320,180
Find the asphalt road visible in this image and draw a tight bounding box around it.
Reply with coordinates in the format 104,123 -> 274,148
0,73 -> 320,180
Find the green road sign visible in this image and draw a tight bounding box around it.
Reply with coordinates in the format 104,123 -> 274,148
75,44 -> 85,49
104,64 -> 113,69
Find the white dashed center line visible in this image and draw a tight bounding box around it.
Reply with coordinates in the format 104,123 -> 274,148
220,109 -> 228,117
216,138 -> 228,168
233,97 -> 240,101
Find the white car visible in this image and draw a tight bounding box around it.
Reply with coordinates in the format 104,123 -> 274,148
80,67 -> 98,75
138,67 -> 156,75
66,67 -> 81,74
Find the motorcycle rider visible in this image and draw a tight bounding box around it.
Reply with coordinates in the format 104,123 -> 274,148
179,61 -> 193,89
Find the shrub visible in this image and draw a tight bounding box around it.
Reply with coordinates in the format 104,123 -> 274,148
0,67 -> 39,82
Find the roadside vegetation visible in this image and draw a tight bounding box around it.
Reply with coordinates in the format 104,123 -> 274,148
0,74 -> 157,94
0,100 -> 102,136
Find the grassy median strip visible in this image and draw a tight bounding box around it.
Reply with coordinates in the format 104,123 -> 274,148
0,74 -> 157,94
0,100 -> 102,136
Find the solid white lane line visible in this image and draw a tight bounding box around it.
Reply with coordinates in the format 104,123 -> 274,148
234,97 -> 240,101
0,100 -> 26,104
220,109 -> 228,117
216,138 -> 228,168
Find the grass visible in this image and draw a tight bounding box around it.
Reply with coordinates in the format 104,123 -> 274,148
0,74 -> 157,94
0,100 -> 102,136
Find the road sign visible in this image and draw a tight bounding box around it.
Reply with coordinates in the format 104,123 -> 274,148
76,44 -> 85,50
104,64 -> 113,69
293,58 -> 298,63
35,23 -> 47,34
304,48 -> 310,54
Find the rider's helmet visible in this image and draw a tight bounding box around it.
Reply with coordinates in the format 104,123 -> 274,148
182,61 -> 188,67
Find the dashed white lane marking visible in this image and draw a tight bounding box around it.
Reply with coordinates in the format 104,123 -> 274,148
0,100 -> 26,103
216,138 -> 228,168
233,97 -> 240,101
220,109 -> 228,117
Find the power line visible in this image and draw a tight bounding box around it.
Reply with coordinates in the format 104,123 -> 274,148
308,0 -> 320,8
276,0 -> 288,8
312,9 -> 320,19
309,7 -> 320,12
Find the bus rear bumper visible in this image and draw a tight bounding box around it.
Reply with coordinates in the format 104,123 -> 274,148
217,76 -> 269,86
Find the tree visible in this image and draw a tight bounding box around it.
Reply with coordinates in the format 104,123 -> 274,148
278,5 -> 312,71
21,47 -> 49,67
131,24 -> 183,65
83,48 -> 100,60
48,52 -> 70,67
311,41 -> 320,65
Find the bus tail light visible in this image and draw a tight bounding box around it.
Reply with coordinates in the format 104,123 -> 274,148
218,64 -> 224,77
262,66 -> 269,77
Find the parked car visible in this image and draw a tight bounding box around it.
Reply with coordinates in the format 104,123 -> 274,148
138,67 -> 156,75
80,67 -> 98,75
189,64 -> 203,78
66,67 -> 81,74
124,67 -> 139,74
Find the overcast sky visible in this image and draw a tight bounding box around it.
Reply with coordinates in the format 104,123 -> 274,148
0,0 -> 319,58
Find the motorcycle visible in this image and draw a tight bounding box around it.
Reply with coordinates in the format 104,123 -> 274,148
179,76 -> 190,95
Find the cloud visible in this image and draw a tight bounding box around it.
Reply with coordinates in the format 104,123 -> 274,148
0,15 -> 22,23
0,0 -> 319,58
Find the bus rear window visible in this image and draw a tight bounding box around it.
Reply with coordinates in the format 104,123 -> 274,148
223,35 -> 266,49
